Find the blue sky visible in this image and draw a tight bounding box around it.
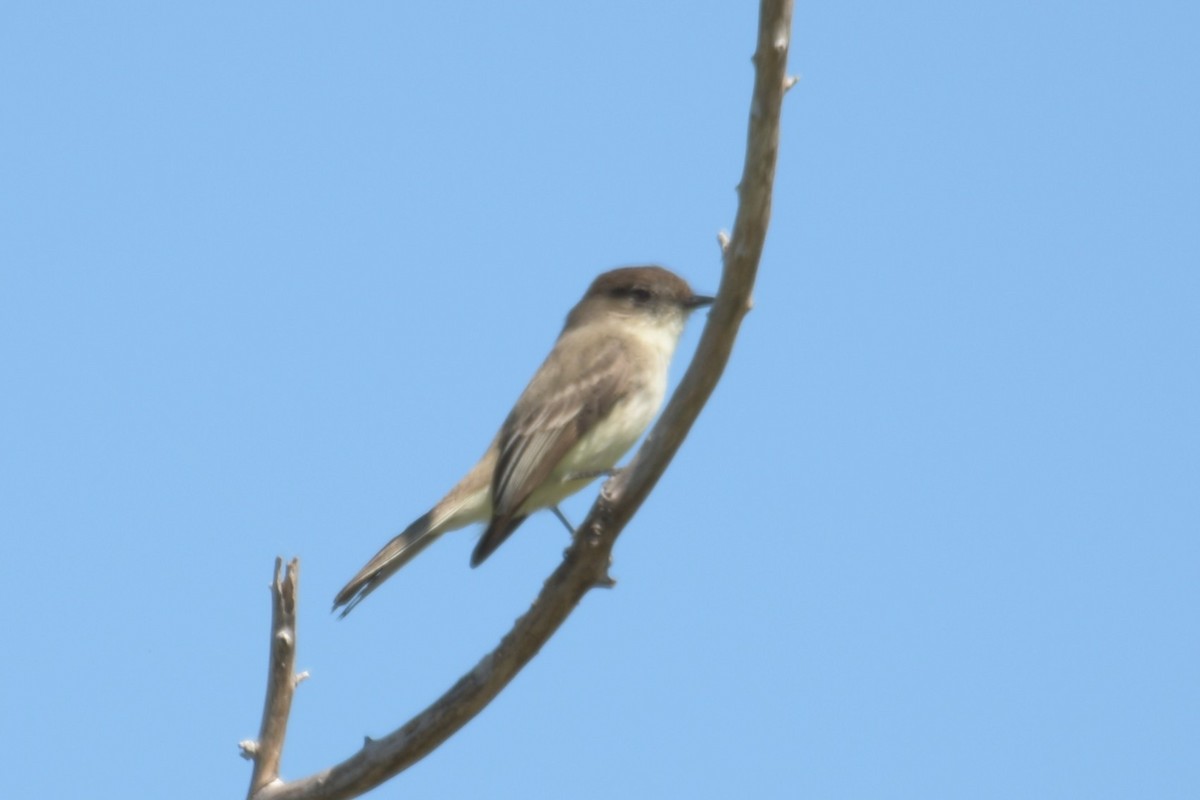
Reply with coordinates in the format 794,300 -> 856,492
2,2 -> 1197,798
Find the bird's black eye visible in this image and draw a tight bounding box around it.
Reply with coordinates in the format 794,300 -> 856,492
611,285 -> 652,303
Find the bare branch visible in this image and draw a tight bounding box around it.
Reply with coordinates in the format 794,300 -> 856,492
257,551 -> 612,799
575,0 -> 792,539
248,2 -> 792,797
244,558 -> 300,799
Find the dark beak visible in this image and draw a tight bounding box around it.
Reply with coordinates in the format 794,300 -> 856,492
685,294 -> 715,310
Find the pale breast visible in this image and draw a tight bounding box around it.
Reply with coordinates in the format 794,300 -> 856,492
554,315 -> 677,477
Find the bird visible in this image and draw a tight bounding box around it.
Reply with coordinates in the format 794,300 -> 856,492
333,266 -> 713,616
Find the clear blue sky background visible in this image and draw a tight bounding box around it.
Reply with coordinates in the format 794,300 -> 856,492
2,3 -> 1196,798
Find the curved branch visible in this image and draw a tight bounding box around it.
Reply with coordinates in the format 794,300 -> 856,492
250,2 -> 792,797
596,0 -> 793,530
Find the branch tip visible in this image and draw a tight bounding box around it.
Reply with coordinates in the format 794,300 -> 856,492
246,557 -> 301,798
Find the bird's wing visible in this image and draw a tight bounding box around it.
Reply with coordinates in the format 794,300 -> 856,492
471,334 -> 632,565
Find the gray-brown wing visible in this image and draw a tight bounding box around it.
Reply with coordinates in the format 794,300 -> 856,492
470,335 -> 631,565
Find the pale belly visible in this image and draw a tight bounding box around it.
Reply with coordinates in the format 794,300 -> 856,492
522,380 -> 666,512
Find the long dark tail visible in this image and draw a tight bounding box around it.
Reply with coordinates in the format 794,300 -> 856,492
333,510 -> 439,617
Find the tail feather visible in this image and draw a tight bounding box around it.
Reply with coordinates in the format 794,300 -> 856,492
333,510 -> 438,617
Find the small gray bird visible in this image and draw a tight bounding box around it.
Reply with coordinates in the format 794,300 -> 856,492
333,266 -> 713,616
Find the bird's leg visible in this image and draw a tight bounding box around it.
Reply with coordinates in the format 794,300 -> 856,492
553,468 -> 624,536
563,467 -> 622,482
550,505 -> 576,535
